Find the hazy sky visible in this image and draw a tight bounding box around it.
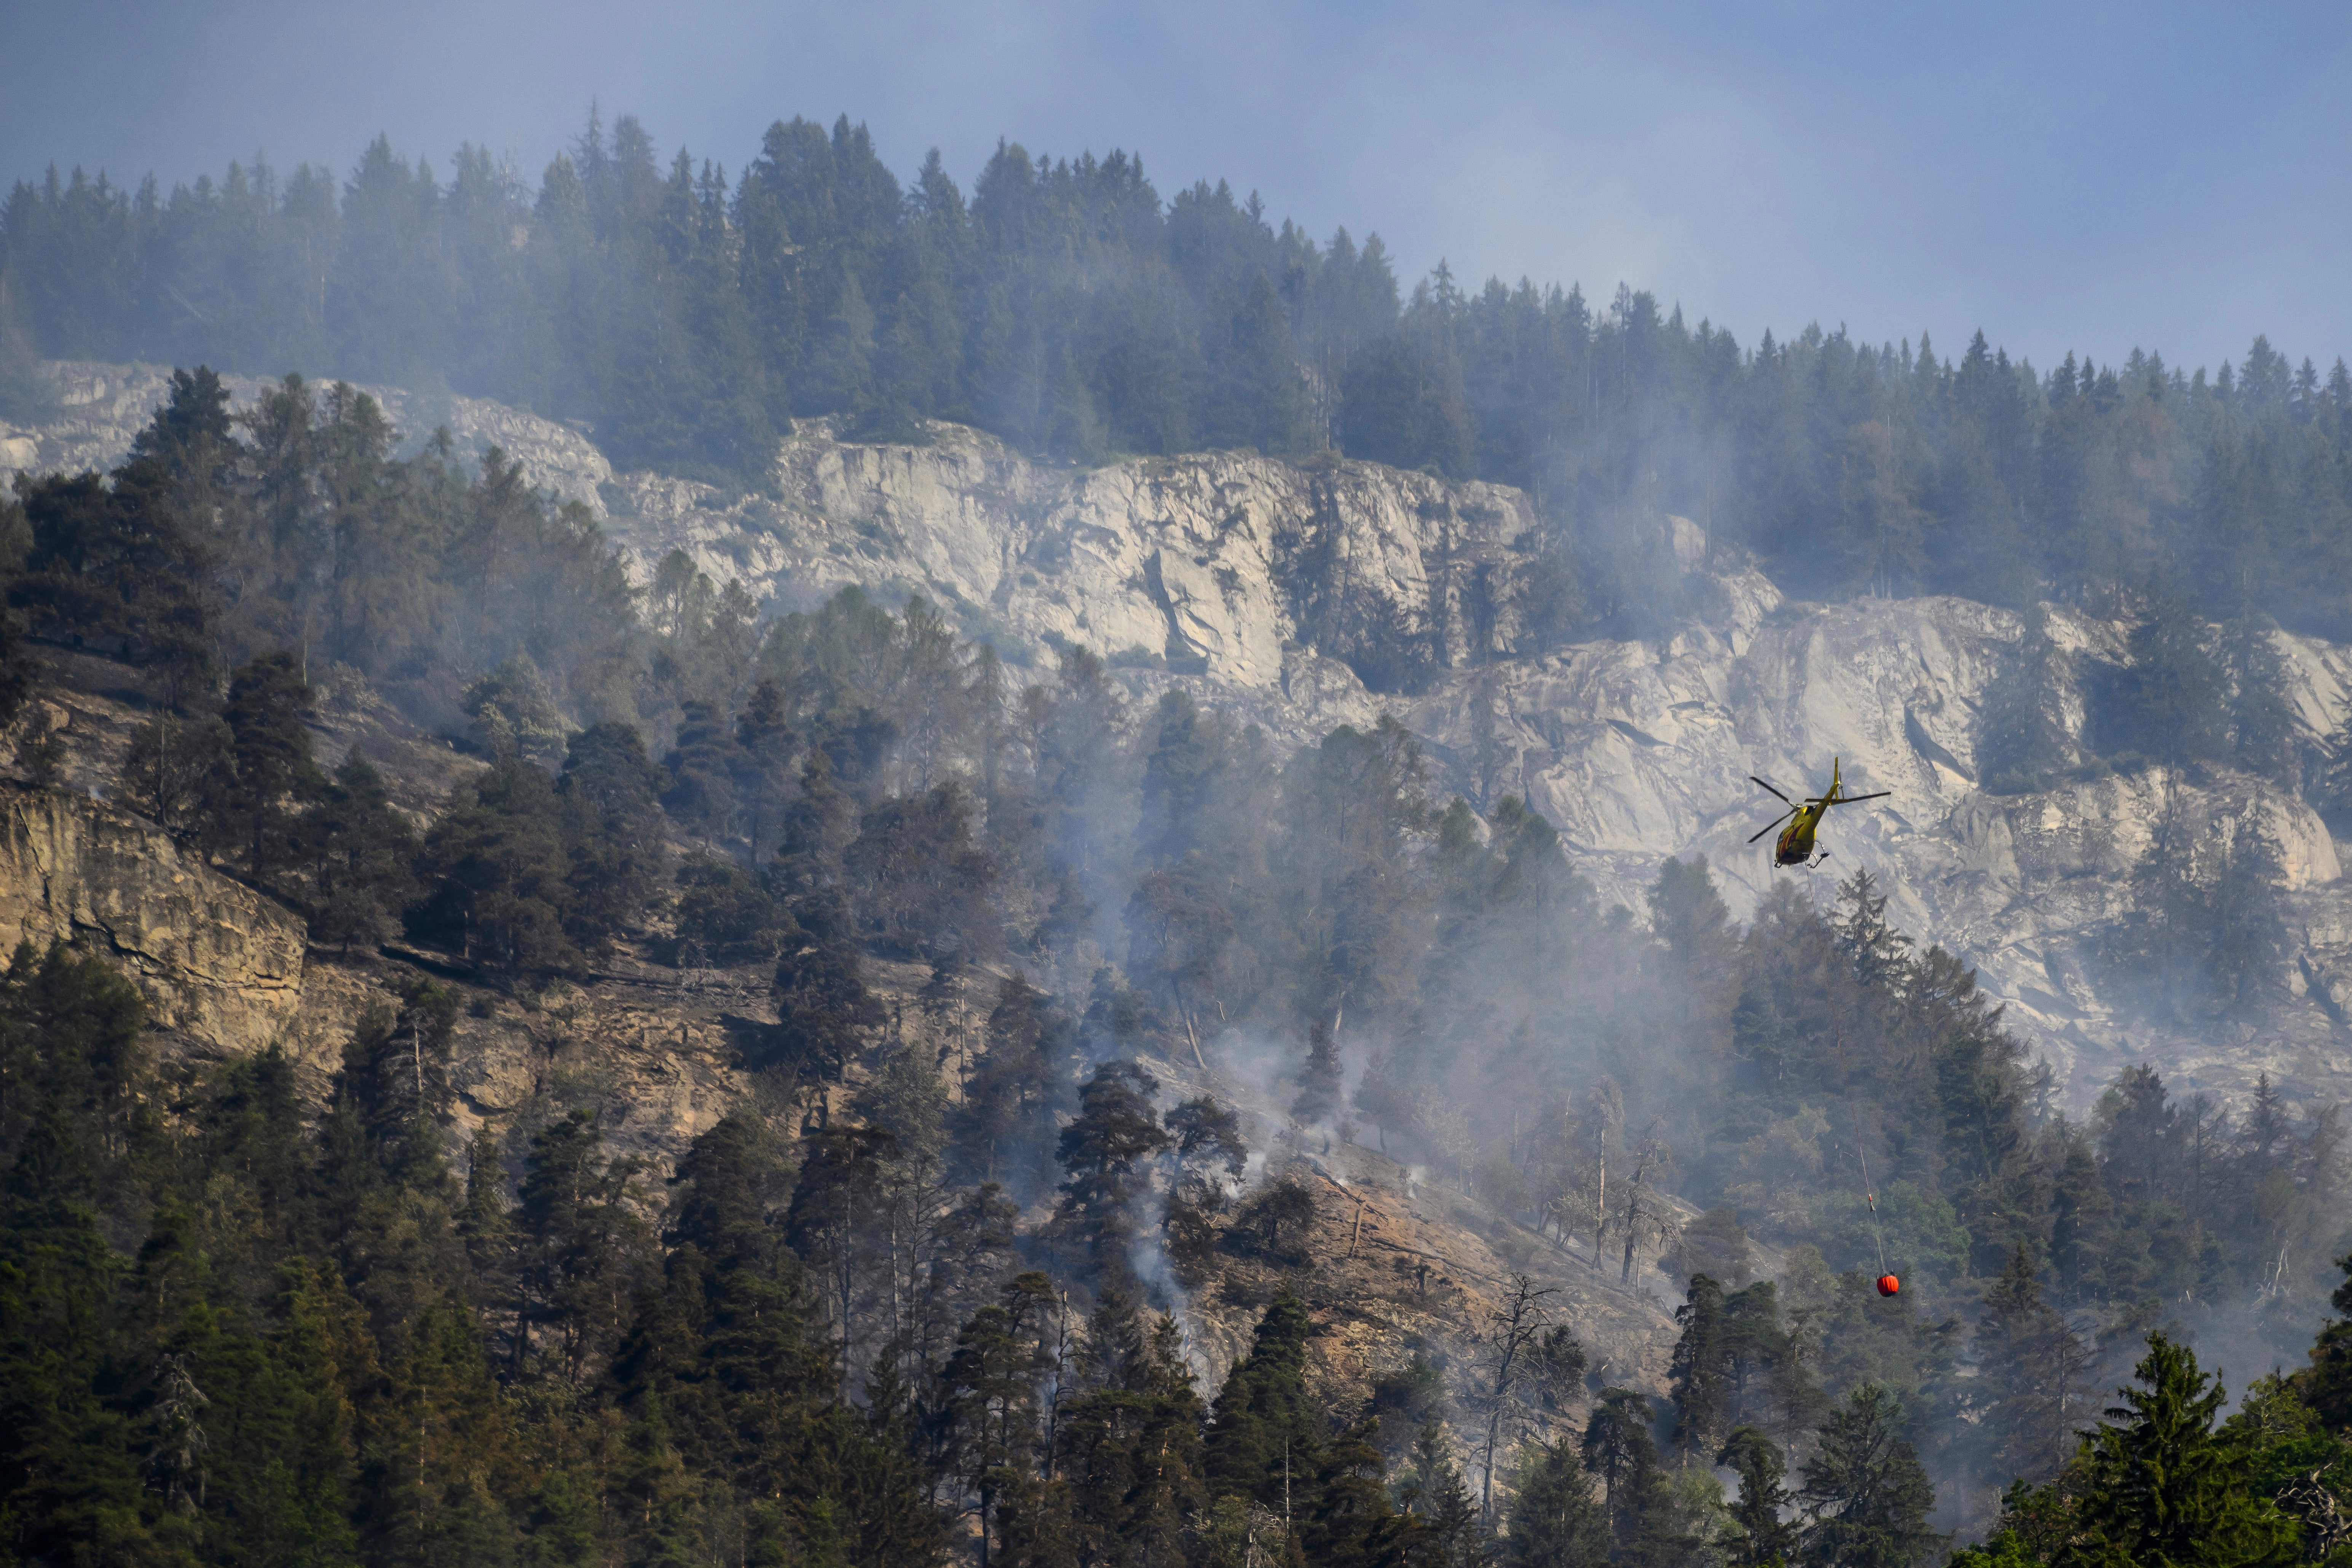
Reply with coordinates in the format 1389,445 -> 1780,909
8,0 -> 2348,375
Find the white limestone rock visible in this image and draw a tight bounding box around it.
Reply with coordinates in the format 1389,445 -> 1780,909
14,361 -> 613,514
19,364 -> 2350,1112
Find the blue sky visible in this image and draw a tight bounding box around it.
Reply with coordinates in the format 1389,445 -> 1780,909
8,0 -> 2349,375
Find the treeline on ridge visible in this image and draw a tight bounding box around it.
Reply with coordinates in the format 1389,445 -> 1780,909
9,110 -> 2352,637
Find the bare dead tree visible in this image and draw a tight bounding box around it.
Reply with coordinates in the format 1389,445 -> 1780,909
1474,1272 -> 1561,1527
1617,1120 -> 1671,1285
1565,1081 -> 1625,1271
2280,1466 -> 2352,1562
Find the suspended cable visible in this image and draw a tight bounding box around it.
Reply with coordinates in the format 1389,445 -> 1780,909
1828,1016 -> 1891,1280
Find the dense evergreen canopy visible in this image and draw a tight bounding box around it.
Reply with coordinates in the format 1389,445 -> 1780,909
10,110 -> 2352,635
5,114 -> 2352,1568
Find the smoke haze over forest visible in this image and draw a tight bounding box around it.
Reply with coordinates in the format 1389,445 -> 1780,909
9,7 -> 2352,1567
9,0 -> 2352,372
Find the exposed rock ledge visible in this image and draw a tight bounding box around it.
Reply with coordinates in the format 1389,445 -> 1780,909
0,785 -> 306,1053
17,360 -> 2352,1115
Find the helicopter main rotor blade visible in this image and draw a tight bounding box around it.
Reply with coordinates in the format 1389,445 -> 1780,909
1749,776 -> 1795,804
1827,791 -> 1892,806
1749,810 -> 1794,844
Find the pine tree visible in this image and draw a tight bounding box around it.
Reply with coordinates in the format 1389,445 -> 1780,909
302,750 -> 418,951
663,697 -> 749,841
1055,1294 -> 1209,1566
952,976 -> 1073,1195
667,1109 -> 784,1271
1972,1246 -> 2092,1491
1502,1438 -> 1608,1567
2220,621 -> 2295,790
458,1127 -> 511,1278
1206,270 -> 1316,456
1717,1425 -> 1797,1567
555,721 -> 666,954
1299,1418 -> 1418,1568
1649,853 -> 1738,990
945,1276 -> 1054,1568
2098,589 -> 2229,766
2049,1131 -> 2115,1297
772,748 -> 856,897
1050,1061 -> 1172,1284
782,1124 -> 894,1362
515,1108 -> 649,1385
854,1038 -> 951,1178
1834,867 -> 1912,995
0,952 -> 159,1563
1671,1273 -> 1730,1462
1979,607 -> 2074,793
734,678 -> 799,867
2068,1334 -> 2298,1568
1396,1424 -> 1483,1567
616,1388 -> 703,1564
1290,1020 -> 1343,1127
248,1260 -> 373,1565
14,371 -> 219,686
462,656 -> 569,770
841,782 -> 999,959
771,890 -> 883,1085
198,1044 -> 321,1267
1616,1441 -> 1696,1568
1164,1096 -> 1248,1197
364,1295 -> 523,1566
124,704 -> 233,831
1580,1387 -> 1656,1547
1797,1384 -> 1941,1568
673,853 -> 796,966
811,1361 -> 947,1568
2303,1250 -> 2352,1433
1204,1289 -> 1325,1510
408,754 -> 579,971
207,650 -> 325,881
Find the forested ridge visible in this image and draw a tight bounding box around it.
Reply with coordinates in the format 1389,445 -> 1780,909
0,366 -> 2349,1566
9,108 -> 2352,638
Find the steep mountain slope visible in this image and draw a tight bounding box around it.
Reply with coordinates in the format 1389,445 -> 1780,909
612,417 -> 2352,1114
12,358 -> 2349,1121
0,635 -> 1697,1440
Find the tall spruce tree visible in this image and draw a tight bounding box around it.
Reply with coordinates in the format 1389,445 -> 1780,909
2068,1334 -> 2298,1568
1719,1425 -> 1798,1567
1797,1384 -> 1941,1568
208,650 -> 324,880
1503,1438 -> 1608,1568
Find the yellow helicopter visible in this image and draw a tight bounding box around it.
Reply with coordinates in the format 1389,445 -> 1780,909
1747,758 -> 1890,868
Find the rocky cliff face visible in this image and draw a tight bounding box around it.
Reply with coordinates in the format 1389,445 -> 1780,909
13,364 -> 2350,1117
607,415 -> 2352,1115
610,421 -> 1556,695
2,360 -> 614,514
0,783 -> 307,1055
1398,589 -> 2352,1110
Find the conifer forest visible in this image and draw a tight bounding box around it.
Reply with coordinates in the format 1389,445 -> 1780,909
3,107 -> 2352,1568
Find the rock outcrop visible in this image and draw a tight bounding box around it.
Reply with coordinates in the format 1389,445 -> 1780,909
13,362 -> 2351,1113
2,360 -> 613,514
605,416 -> 2352,1111
0,784 -> 306,1054
610,422 -> 1555,694
1396,592 -> 2350,1108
